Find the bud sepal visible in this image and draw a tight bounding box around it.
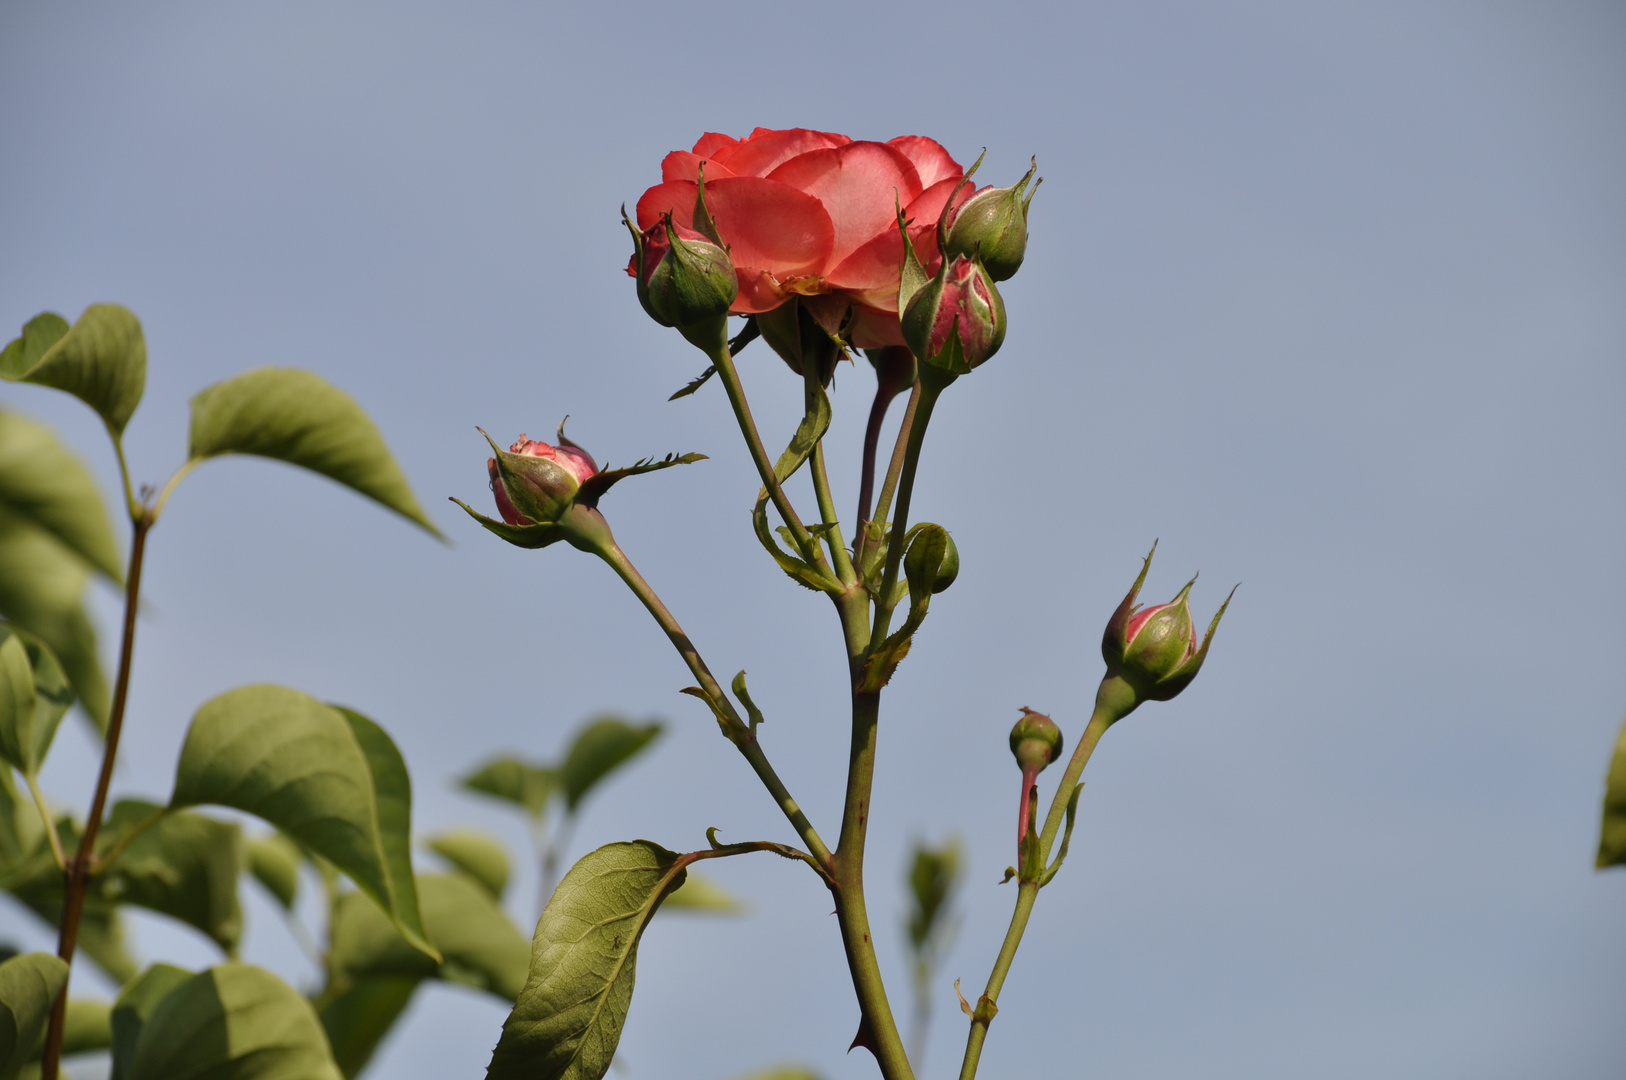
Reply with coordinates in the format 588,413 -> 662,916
944,157 -> 1040,283
1099,541 -> 1236,716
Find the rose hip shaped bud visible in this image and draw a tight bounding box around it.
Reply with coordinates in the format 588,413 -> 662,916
627,212 -> 737,343
903,522 -> 960,600
1008,707 -> 1063,776
944,158 -> 1040,282
901,254 -> 1006,375
1100,542 -> 1236,715
487,431 -> 599,526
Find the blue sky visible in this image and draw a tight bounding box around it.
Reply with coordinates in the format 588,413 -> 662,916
3,3 -> 1624,1078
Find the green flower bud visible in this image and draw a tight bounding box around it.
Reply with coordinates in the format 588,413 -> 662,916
901,254 -> 1006,375
903,523 -> 960,598
944,158 -> 1039,283
628,213 -> 737,333
1008,707 -> 1063,775
1100,542 -> 1236,715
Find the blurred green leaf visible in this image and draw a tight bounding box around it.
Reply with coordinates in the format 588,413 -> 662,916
0,627 -> 73,777
0,767 -> 42,868
170,685 -> 435,961
728,1069 -> 824,1080
0,410 -> 122,581
187,367 -> 440,536
460,756 -> 556,818
486,841 -> 687,1080
245,833 -> 304,910
317,976 -> 419,1080
905,838 -> 962,956
328,873 -> 528,1001
58,997 -> 112,1058
0,521 -> 109,730
424,828 -> 510,901
122,963 -> 343,1080
558,718 -> 662,812
0,306 -> 146,436
0,952 -> 68,1076
659,870 -> 744,913
97,800 -> 243,953
110,964 -> 193,1080
1598,714 -> 1626,868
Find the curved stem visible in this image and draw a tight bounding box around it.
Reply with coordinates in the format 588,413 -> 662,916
593,537 -> 832,872
810,443 -> 856,585
871,380 -> 943,644
150,458 -> 201,523
89,805 -> 169,874
108,428 -> 139,522
956,708 -> 1113,1080
42,510 -> 152,1080
24,774 -> 64,871
871,383 -> 921,532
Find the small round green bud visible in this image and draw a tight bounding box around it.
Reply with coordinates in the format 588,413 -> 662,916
1008,707 -> 1063,775
903,523 -> 960,597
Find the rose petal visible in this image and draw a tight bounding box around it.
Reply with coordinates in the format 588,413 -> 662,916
826,222 -> 939,312
636,177 -> 835,281
691,131 -> 738,157
904,177 -> 976,228
662,151 -> 737,183
733,268 -> 788,314
767,141 -> 923,268
712,128 -> 851,177
887,136 -> 963,189
847,303 -> 906,349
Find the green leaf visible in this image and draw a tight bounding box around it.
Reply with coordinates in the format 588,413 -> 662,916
574,452 -> 707,507
486,841 -> 688,1080
905,837 -> 963,955
0,410 -> 122,581
328,873 -> 529,1002
97,800 -> 243,953
317,976 -> 419,1080
187,367 -> 440,536
0,627 -> 74,777
424,829 -> 510,900
244,833 -> 304,910
750,500 -> 832,592
729,1069 -> 824,1080
111,965 -> 193,1080
58,998 -> 112,1058
1598,714 -> 1626,868
0,767 -> 42,869
757,382 -> 830,499
461,756 -> 556,818
169,685 -> 436,960
123,963 -> 344,1080
659,870 -> 743,913
0,952 -> 69,1076
558,718 -> 662,812
0,306 -> 146,436
0,521 -> 109,730
450,498 -> 569,549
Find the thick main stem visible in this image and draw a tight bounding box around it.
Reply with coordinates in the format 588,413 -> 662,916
956,708 -> 1114,1080
42,512 -> 151,1080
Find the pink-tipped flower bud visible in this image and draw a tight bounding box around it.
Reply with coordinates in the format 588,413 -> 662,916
944,158 -> 1040,283
1100,542 -> 1235,713
488,431 -> 599,526
626,213 -> 738,333
1009,707 -> 1063,847
901,254 -> 1006,375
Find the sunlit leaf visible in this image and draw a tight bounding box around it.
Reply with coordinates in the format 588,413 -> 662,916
0,952 -> 68,1076
58,997 -> 112,1058
170,685 -> 435,960
188,367 -> 440,535
0,627 -> 74,777
97,800 -> 243,952
460,756 -> 556,818
244,832 -> 304,910
424,828 -> 510,900
558,718 -> 662,812
317,976 -> 419,1080
1598,714 -> 1626,868
328,873 -> 528,1001
658,870 -> 743,913
122,964 -> 343,1080
110,964 -> 193,1080
0,410 -> 121,581
0,306 -> 146,436
0,521 -> 109,730
486,841 -> 687,1080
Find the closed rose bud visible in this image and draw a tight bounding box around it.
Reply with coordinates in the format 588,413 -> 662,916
1009,707 -> 1063,846
901,254 -> 1006,375
944,158 -> 1039,283
1100,542 -> 1235,714
627,213 -> 738,336
903,523 -> 959,599
488,432 -> 599,526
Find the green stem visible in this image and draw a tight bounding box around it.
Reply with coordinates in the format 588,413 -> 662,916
150,458 -> 201,523
871,380 -> 943,643
108,428 -> 139,522
810,442 -> 856,585
89,805 -> 170,874
594,536 -> 832,872
870,382 -> 920,534
42,508 -> 152,1080
24,774 -> 64,871
956,708 -> 1114,1080
708,337 -> 826,570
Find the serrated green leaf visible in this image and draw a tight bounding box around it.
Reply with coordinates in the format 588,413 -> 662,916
328,873 -> 529,1002
317,976 -> 419,1080
1598,714 -> 1626,868
124,963 -> 343,1080
461,757 -> 557,818
169,685 -> 435,961
750,500 -> 832,592
0,952 -> 68,1076
187,367 -> 439,536
0,306 -> 146,436
574,452 -> 707,507
659,870 -> 743,913
96,800 -> 243,953
245,833 -> 304,910
0,522 -> 109,731
559,718 -> 662,812
486,841 -> 688,1080
756,382 -> 830,499
110,964 -> 193,1080
57,998 -> 112,1058
0,410 -> 122,581
424,829 -> 510,900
